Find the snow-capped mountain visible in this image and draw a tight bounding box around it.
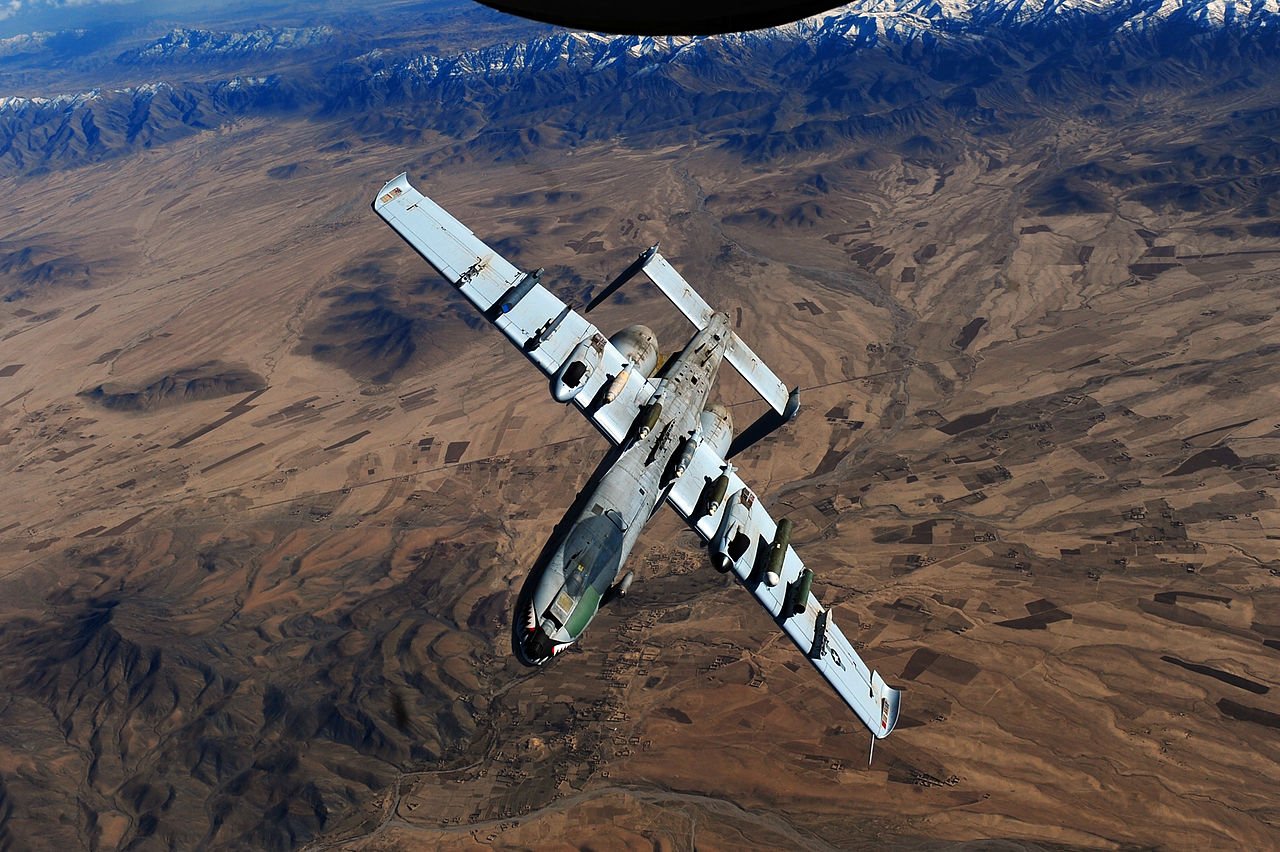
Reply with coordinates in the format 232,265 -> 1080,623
799,0 -> 1279,30
116,26 -> 334,64
0,0 -> 1277,173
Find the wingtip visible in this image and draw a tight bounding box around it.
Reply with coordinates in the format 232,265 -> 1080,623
783,386 -> 801,422
374,173 -> 412,211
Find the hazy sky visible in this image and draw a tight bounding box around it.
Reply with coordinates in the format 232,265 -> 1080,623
2,0 -> 201,26
0,0 -> 428,37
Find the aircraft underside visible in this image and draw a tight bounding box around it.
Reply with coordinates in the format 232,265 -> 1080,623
518,316 -> 732,664
375,173 -> 902,742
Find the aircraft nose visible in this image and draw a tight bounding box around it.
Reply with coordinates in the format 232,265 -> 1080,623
523,625 -> 557,663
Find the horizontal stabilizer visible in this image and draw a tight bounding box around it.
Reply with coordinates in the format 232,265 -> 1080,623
641,250 -> 716,329
632,249 -> 792,417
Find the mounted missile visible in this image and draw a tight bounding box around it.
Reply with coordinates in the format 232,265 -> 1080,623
785,568 -> 814,618
525,303 -> 572,352
703,467 -> 732,517
762,517 -> 792,587
634,399 -> 662,441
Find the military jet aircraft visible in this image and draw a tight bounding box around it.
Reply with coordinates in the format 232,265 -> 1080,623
374,174 -> 902,744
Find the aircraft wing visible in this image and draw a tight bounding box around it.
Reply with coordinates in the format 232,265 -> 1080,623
664,440 -> 903,740
373,173 -> 655,446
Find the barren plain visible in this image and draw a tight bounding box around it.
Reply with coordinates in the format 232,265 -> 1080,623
1,25 -> 1279,850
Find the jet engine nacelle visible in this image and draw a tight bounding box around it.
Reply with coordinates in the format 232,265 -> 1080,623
552,333 -> 606,402
698,403 -> 733,459
711,488 -> 758,574
608,324 -> 659,378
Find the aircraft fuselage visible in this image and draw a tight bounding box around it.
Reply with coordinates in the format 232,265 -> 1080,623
517,312 -> 732,663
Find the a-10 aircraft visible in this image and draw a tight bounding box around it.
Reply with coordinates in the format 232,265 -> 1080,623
373,174 -> 902,746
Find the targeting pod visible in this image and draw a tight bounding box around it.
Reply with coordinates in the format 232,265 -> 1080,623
616,571 -> 634,597
763,517 -> 792,587
489,267 -> 543,318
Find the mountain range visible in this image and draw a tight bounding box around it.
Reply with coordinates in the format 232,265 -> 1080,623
0,0 -> 1277,176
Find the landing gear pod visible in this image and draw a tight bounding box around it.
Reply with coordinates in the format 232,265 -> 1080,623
552,333 -> 606,402
711,489 -> 756,573
763,517 -> 792,587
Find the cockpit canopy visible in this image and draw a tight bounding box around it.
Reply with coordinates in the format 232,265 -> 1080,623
542,509 -> 627,639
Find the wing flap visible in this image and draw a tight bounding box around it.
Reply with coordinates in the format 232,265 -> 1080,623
666,439 -> 902,739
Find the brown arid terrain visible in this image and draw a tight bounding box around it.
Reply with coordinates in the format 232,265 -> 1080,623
1,7 -> 1280,849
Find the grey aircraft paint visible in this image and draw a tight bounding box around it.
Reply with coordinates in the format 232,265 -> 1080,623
374,173 -> 902,743
521,314 -> 731,662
